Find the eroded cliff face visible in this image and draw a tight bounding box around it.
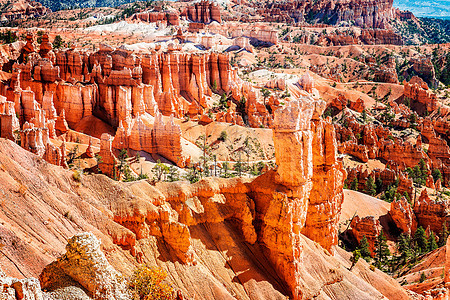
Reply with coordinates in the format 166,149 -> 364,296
0,94 -> 410,299
0,0 -> 50,22
0,38 -> 281,168
256,0 -> 395,29
130,11 -> 180,26
248,98 -> 346,298
183,0 -> 222,24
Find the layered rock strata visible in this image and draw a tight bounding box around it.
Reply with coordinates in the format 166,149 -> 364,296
2,40 -> 277,168
131,11 -> 180,26
259,0 -> 396,29
184,0 -> 221,24
403,76 -> 438,115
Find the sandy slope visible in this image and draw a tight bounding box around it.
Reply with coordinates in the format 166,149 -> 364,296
340,189 -> 391,225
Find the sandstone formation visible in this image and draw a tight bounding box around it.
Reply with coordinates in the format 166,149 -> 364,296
40,232 -> 130,300
350,215 -> 382,256
259,0 -> 396,29
99,133 -> 118,177
0,0 -> 50,22
204,22 -> 279,45
131,11 -> 180,26
403,76 -> 438,115
184,0 -> 221,24
302,115 -> 346,251
85,137 -> 95,158
0,95 -> 19,141
244,98 -> 345,298
361,29 -> 403,45
1,37 -> 280,171
315,28 -> 403,46
389,196 -> 417,235
113,114 -> 190,167
1,0 -> 449,299
413,189 -> 450,234
336,113 -> 428,169
0,131 -> 415,299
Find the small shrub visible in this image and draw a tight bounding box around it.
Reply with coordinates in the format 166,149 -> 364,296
184,167 -> 200,183
137,173 -> 149,180
128,265 -> 173,300
218,131 -> 228,142
72,169 -> 82,182
52,35 -> 64,49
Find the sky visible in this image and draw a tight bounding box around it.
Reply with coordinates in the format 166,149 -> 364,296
394,0 -> 450,18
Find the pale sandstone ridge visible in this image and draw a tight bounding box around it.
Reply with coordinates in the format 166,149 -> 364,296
40,232 -> 130,300
0,232 -> 130,300
395,235 -> 450,298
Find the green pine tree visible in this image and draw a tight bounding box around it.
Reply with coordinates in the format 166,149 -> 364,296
428,232 -> 438,252
432,168 -> 442,182
359,235 -> 371,261
350,249 -> 361,271
414,226 -> 428,254
350,178 -> 359,191
375,177 -> 383,194
419,272 -> 426,283
374,230 -> 390,268
439,221 -> 449,247
397,233 -> 411,263
403,191 -> 411,204
365,176 -> 377,196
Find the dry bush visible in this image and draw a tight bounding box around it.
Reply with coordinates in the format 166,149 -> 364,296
72,169 -> 82,182
128,265 -> 173,300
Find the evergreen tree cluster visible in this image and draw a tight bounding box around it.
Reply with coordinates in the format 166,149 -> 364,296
405,159 -> 428,186
354,223 -> 449,273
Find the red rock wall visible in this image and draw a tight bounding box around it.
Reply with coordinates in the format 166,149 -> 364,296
131,12 -> 180,26
351,215 -> 382,256
403,76 -> 438,115
414,189 -> 450,234
257,0 -> 395,29
185,0 -> 222,24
